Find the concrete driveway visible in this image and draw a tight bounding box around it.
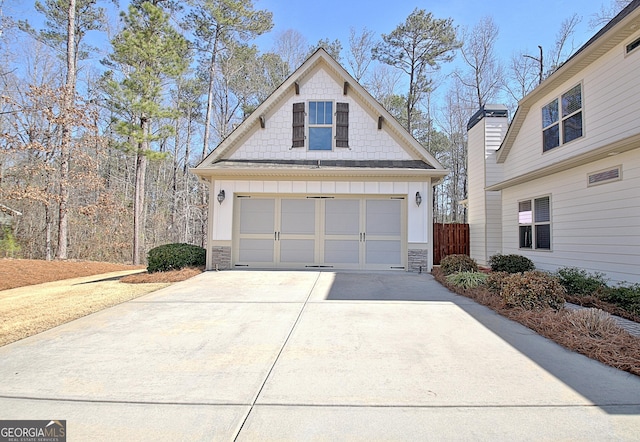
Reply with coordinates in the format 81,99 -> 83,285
1,271 -> 639,441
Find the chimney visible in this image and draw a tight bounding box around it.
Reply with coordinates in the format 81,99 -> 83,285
467,105 -> 509,265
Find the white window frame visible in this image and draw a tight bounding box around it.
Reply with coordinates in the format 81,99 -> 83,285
308,100 -> 334,151
518,195 -> 552,251
541,83 -> 583,152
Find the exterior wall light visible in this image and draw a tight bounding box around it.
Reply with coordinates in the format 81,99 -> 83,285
217,190 -> 225,204
415,191 -> 422,207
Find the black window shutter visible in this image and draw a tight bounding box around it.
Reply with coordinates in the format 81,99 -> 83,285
336,102 -> 349,147
292,102 -> 305,148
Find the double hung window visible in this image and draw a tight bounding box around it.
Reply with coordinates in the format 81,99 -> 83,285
542,84 -> 583,152
519,196 -> 551,250
309,101 -> 333,150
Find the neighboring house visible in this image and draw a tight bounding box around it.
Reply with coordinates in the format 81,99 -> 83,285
192,49 -> 447,272
468,0 -> 640,283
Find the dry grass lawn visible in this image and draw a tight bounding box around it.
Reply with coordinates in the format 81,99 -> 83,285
0,259 -> 203,347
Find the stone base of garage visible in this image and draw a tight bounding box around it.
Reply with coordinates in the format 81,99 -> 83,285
210,246 -> 232,270
407,248 -> 429,273
208,244 -> 431,273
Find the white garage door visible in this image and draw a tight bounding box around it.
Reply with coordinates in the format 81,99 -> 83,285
234,195 -> 406,270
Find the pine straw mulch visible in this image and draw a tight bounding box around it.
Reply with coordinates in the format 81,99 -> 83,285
0,258 -> 145,291
432,268 -> 640,377
120,267 -> 204,283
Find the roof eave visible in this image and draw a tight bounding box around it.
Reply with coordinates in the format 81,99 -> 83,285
497,2 -> 640,163
488,132 -> 640,190
190,166 -> 449,183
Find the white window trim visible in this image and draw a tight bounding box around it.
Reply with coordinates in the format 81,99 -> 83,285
307,100 -> 335,151
518,195 -> 552,251
541,82 -> 584,153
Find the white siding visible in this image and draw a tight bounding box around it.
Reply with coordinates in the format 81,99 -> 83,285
501,149 -> 640,283
502,31 -> 640,180
468,119 -> 487,263
468,115 -> 508,265
227,67 -> 415,161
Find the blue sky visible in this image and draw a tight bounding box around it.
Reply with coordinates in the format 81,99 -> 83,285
4,0 -> 618,108
254,0 -> 612,61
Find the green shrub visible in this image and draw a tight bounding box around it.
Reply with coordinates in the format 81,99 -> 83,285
601,284 -> 640,317
147,243 -> 206,273
446,271 -> 488,289
501,270 -> 566,311
556,267 -> 608,296
440,254 -> 478,276
488,254 -> 535,273
486,271 -> 510,294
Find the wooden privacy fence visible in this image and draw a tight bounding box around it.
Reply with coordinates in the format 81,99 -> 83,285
433,223 -> 470,265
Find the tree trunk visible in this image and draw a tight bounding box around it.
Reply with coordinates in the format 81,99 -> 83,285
133,118 -> 149,265
56,0 -> 76,260
202,31 -> 220,160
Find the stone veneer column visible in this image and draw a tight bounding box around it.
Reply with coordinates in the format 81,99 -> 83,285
210,246 -> 232,270
408,249 -> 429,273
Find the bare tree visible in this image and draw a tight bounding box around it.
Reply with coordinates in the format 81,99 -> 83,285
547,13 -> 582,75
347,27 -> 375,82
456,16 -> 503,109
590,0 -> 632,29
272,28 -> 307,77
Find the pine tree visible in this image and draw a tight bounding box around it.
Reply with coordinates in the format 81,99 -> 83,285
104,0 -> 189,264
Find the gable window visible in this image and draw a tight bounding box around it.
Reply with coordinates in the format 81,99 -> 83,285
542,84 -> 583,152
309,101 -> 333,150
519,196 -> 551,250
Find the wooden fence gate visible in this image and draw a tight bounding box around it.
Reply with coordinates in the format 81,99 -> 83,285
433,223 -> 470,265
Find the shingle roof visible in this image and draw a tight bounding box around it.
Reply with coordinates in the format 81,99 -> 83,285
209,159 -> 435,170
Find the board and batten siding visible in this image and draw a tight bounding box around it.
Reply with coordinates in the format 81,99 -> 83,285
501,30 -> 640,180
209,179 -> 433,245
501,149 -> 640,283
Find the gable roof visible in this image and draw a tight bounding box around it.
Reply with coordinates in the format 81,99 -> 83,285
497,0 -> 640,163
192,48 -> 447,182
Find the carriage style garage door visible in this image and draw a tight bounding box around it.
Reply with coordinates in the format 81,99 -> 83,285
233,195 -> 406,270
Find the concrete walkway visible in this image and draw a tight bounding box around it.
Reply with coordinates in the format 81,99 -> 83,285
0,271 -> 639,441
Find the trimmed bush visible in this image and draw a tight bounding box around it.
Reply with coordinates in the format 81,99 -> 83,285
488,254 -> 535,273
485,271 -> 510,294
601,284 -> 640,317
556,267 -> 608,296
440,254 -> 478,276
501,270 -> 566,311
446,271 -> 488,289
147,243 -> 206,273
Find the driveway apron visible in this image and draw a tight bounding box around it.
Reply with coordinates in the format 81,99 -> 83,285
0,271 -> 639,441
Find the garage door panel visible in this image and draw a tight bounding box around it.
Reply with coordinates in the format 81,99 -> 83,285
239,239 -> 274,263
280,239 -> 315,263
240,199 -> 275,234
366,200 -> 402,236
324,240 -> 360,264
281,199 -> 315,235
365,240 -> 402,265
235,195 -> 406,270
325,199 -> 359,235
